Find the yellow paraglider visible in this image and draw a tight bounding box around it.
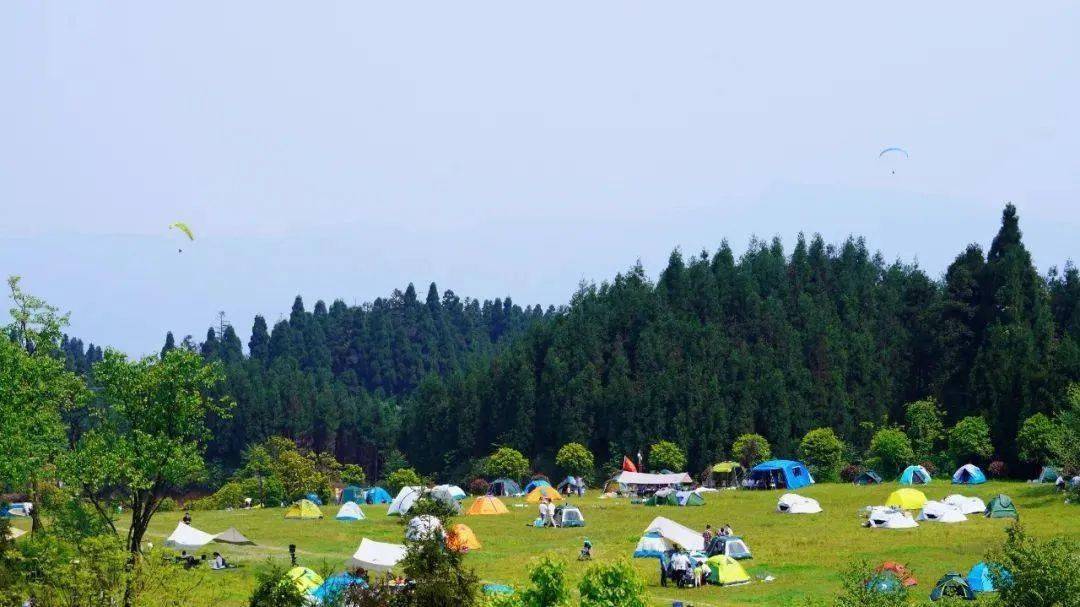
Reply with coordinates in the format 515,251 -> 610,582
169,222 -> 194,253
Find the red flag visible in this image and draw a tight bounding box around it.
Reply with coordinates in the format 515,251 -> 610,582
622,456 -> 637,472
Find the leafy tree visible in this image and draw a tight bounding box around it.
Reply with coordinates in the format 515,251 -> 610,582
986,524 -> 1080,606
798,428 -> 845,482
828,560 -> 909,607
485,447 -> 530,480
648,441 -> 687,472
341,463 -> 366,487
385,467 -> 422,495
5,275 -> 69,357
948,416 -> 994,464
1015,413 -> 1061,465
577,560 -> 648,607
904,398 -> 945,462
518,556 -> 571,607
399,534 -> 480,607
248,562 -> 307,607
555,443 -> 595,478
1055,384 -> 1080,475
868,428 -> 915,478
732,434 -> 771,468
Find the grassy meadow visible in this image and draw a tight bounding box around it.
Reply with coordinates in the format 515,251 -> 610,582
9,481 -> 1077,606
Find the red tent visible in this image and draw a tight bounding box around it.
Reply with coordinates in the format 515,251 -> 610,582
621,456 -> 637,473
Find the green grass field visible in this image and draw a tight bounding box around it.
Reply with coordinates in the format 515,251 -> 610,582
9,481 -> 1077,605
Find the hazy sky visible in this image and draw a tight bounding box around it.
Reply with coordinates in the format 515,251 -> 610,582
3,3 -> 1078,355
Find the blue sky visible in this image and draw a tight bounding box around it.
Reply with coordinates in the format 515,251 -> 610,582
2,3 -> 1078,355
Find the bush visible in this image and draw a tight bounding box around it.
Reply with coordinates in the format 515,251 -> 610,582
555,443 -> 595,478
648,441 -> 687,472
948,416 -> 993,464
799,428 -> 846,482
1016,413 -> 1061,465
904,398 -> 945,461
731,434 -> 772,468
829,560 -> 909,607
840,464 -> 864,483
988,460 -> 1008,478
385,467 -> 423,495
519,556 -> 571,607
868,428 -> 915,478
401,534 -> 481,607
918,460 -> 938,478
986,524 -> 1080,606
341,463 -> 366,487
157,497 -> 178,512
466,478 -> 489,496
485,447 -> 530,481
578,560 -> 648,607
248,562 -> 306,607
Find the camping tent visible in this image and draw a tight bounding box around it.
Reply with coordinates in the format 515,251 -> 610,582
525,485 -> 563,503
287,567 -> 324,594
917,501 -> 967,523
854,471 -> 883,485
943,494 -> 986,515
748,460 -> 814,490
433,484 -> 467,500
560,505 -> 585,527
285,499 -> 323,519
489,478 -> 523,497
350,538 -> 407,572
632,516 -> 705,557
645,488 -> 678,506
886,488 -> 927,510
952,464 -> 987,485
387,486 -> 424,516
705,554 -> 751,586
675,491 -> 704,506
876,562 -> 918,587
335,501 -> 366,521
522,479 -> 551,495
1036,466 -> 1061,484
985,494 -> 1018,519
214,527 -> 254,545
601,478 -> 629,495
556,476 -> 586,494
5,526 -> 26,541
929,572 -> 975,600
614,471 -> 694,489
364,487 -> 392,504
310,573 -> 366,604
867,509 -> 919,529
341,486 -> 363,504
709,536 -> 752,560
406,515 -> 444,541
164,522 -> 216,549
899,465 -> 932,485
429,487 -> 464,513
709,461 -> 744,487
305,492 -> 324,506
867,572 -> 904,594
3,503 -> 32,517
776,493 -> 822,514
446,523 -> 481,551
967,562 -> 1008,593
467,496 -> 509,515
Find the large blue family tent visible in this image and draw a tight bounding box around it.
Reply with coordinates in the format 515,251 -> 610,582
305,492 -> 324,506
364,487 -> 392,504
748,460 -> 814,490
952,464 -> 987,485
522,479 -> 551,495
341,486 -> 363,504
899,465 -> 932,485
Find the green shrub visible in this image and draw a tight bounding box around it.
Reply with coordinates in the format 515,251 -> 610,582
732,434 -> 771,468
385,467 -> 423,495
1016,413 -> 1061,465
485,447 -> 530,481
904,398 -> 945,461
157,497 -> 178,512
986,523 -> 1080,606
248,562 -> 306,607
519,556 -> 571,607
578,560 -> 648,607
555,443 -> 595,478
799,428 -> 846,482
831,560 -> 909,607
868,428 -> 914,478
648,441 -> 686,472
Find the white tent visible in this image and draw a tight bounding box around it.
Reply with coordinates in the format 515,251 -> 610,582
942,494 -> 986,515
615,471 -> 693,487
387,486 -> 424,516
917,501 -> 967,523
350,538 -> 407,572
6,503 -> 32,517
867,508 -> 919,529
777,493 -> 822,514
5,526 -> 26,541
335,501 -> 366,521
632,516 -> 704,557
405,515 -> 444,542
164,522 -> 216,549
433,484 -> 466,500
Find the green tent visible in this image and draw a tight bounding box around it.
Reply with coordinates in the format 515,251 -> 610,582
1037,466 -> 1060,483
644,490 -> 679,506
676,491 -> 705,506
985,494 -> 1018,519
929,572 -> 975,601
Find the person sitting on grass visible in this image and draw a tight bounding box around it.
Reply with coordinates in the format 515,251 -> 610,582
578,538 -> 592,560
209,552 -> 227,570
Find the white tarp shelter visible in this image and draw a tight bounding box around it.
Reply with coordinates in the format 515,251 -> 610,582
942,494 -> 986,515
917,501 -> 967,523
614,471 -> 693,487
633,516 -> 704,557
387,486 -> 424,516
164,522 -> 216,549
776,493 -> 822,514
350,538 -> 407,572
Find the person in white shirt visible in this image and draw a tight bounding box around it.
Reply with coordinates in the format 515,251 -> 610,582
210,552 -> 226,570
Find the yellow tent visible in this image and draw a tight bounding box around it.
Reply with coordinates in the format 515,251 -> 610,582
525,485 -> 564,503
706,554 -> 751,586
286,566 -> 324,593
466,495 -> 509,515
284,499 -> 323,519
886,488 -> 928,510
446,523 -> 482,551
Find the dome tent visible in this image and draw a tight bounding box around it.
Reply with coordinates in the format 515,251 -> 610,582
284,499 -> 323,519
898,465 -> 932,485
943,494 -> 986,515
387,486 -> 424,516
967,561 -> 1009,593
886,488 -> 927,510
559,504 -> 585,527
952,464 -> 987,485
777,493 -> 821,514
489,478 -> 522,497
305,492 -> 324,506
364,487 -> 392,504
525,485 -> 563,503
523,479 -> 551,495
467,495 -> 509,515
705,554 -> 751,586
446,523 -> 481,551
917,501 -> 967,523
853,470 -> 883,485
341,486 -> 363,504
335,501 -> 366,521
286,567 -> 324,594
929,572 -> 975,601
985,494 -> 1018,519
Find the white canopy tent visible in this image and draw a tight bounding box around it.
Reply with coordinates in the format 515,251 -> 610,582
387,486 -> 424,516
633,516 -> 704,557
350,538 -> 407,572
615,471 -> 693,487
164,522 -> 216,549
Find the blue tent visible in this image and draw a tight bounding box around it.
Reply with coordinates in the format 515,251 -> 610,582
309,572 -> 367,603
305,492 -> 324,506
748,460 -> 814,490
364,487 -> 392,504
523,479 -> 551,494
967,562 -> 1008,593
952,464 -> 987,485
341,486 -> 363,504
490,478 -> 523,496
898,465 -> 932,485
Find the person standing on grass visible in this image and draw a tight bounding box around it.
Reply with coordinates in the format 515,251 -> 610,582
702,524 -> 713,544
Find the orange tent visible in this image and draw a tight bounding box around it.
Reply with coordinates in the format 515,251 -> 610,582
466,495 -> 509,515
875,562 -> 918,587
622,456 -> 638,472
525,485 -> 564,503
446,524 -> 481,551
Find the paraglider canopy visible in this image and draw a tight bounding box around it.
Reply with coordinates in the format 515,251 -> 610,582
169,222 -> 194,253
878,147 -> 908,175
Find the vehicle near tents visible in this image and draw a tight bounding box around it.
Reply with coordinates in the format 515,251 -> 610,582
1035,466 -> 1061,484
632,516 -> 705,558
489,478 -> 523,497
705,554 -> 751,586
350,538 -> 407,572
525,485 -> 563,503
387,486 -> 424,516
405,515 -> 444,542
886,488 -> 927,510
305,492 -> 324,506
854,470 -> 883,485
875,562 -> 917,587
708,461 -> 744,488
707,535 -> 752,560
310,572 -> 367,604
285,499 -> 323,520
748,460 -> 814,490
286,567 -> 324,594
214,527 -> 254,546
917,501 -> 967,523
556,476 -> 586,495
943,494 -> 986,515
559,504 -> 585,527
675,491 -> 704,506
446,523 -> 481,551
929,572 -> 975,601
341,486 -> 363,504
867,508 -> 919,529
776,493 -> 821,514
433,484 -> 467,500
985,494 -> 1018,519
335,501 -> 366,521
951,464 -> 987,485
966,562 -> 1008,593
364,487 -> 392,504
467,495 -> 509,515
899,465 -> 932,485
522,479 -> 551,495
165,522 -> 216,549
